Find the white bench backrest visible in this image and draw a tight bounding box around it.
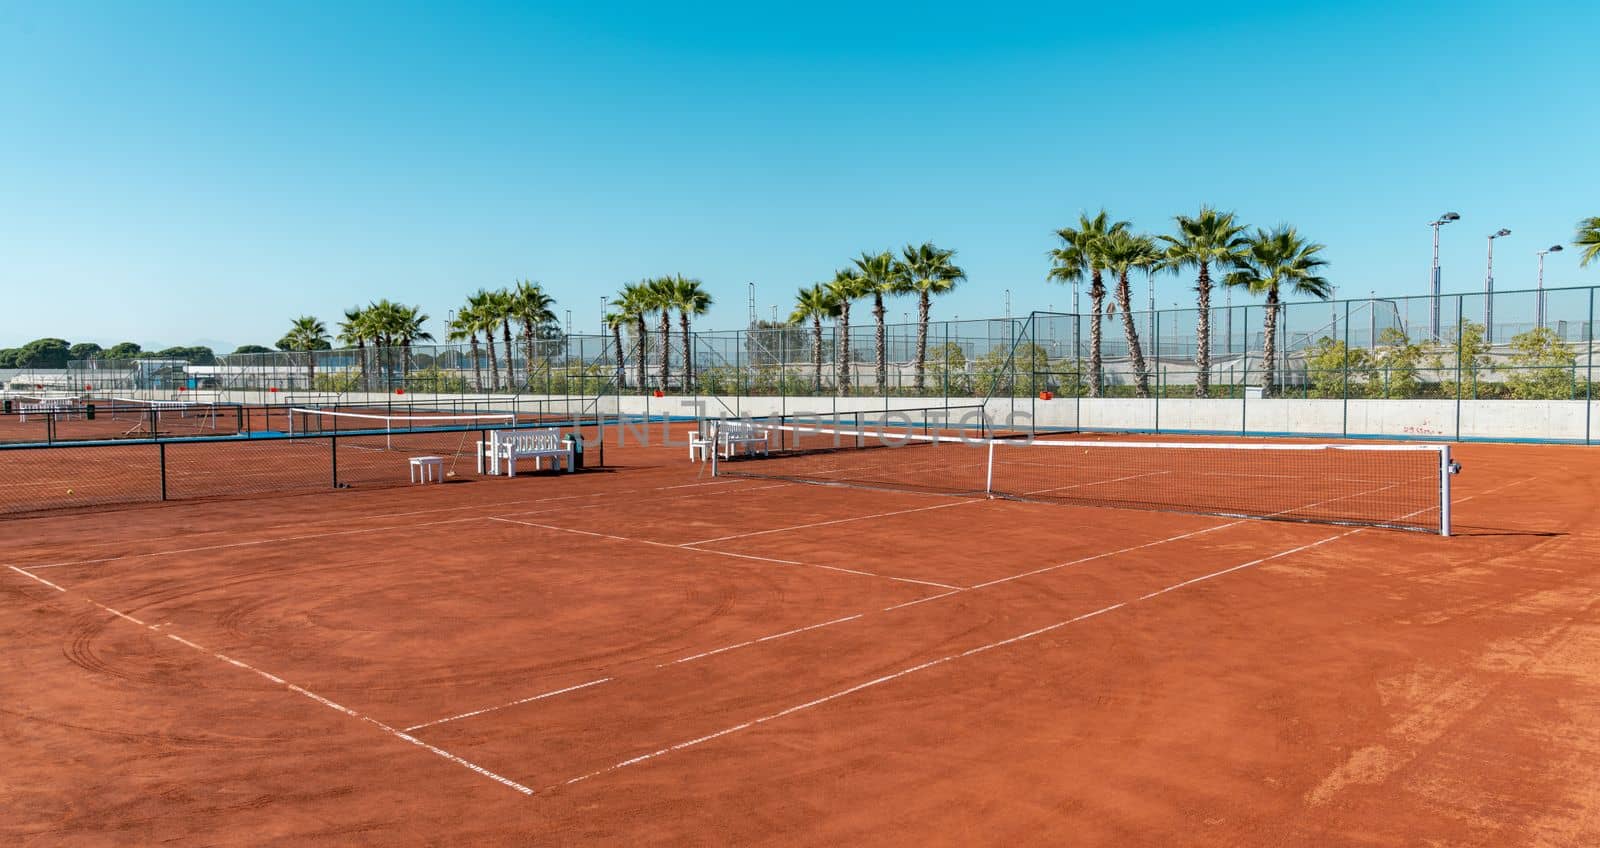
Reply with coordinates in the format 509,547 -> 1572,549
503,427 -> 565,453
721,420 -> 768,439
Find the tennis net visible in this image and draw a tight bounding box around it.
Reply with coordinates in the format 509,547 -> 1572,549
107,397 -> 236,434
286,407 -> 521,447
710,419 -> 1459,535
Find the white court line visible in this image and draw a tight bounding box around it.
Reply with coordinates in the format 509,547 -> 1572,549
0,569 -> 535,796
968,520 -> 1243,590
487,517 -> 959,590
590,465 -> 1456,671
609,476 -> 1544,777
489,481 -> 793,521
8,475 -> 784,570
8,565 -> 66,592
404,677 -> 614,732
560,525 -> 1364,788
659,614 -> 866,667
1013,469 -> 1170,498
24,515 -> 488,570
16,475 -> 791,572
685,500 -> 974,546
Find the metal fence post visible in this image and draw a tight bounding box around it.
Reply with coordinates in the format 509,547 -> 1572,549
1589,288 -> 1596,445
1241,306 -> 1249,434
1153,308 -> 1161,433
1455,295 -> 1464,442
1342,299 -> 1351,437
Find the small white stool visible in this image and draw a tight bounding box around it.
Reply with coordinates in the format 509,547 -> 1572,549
409,455 -> 444,484
689,431 -> 713,462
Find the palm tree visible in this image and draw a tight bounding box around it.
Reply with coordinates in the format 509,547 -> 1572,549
1576,216 -> 1600,267
510,280 -> 557,391
337,305 -> 373,391
394,304 -> 432,384
446,308 -> 482,391
826,268 -> 869,395
465,290 -> 500,390
666,275 -> 713,390
1225,227 -> 1333,397
612,282 -> 653,393
647,276 -> 677,391
790,284 -> 839,392
277,315 -> 329,389
901,243 -> 966,394
604,310 -> 628,389
1099,232 -> 1163,397
851,251 -> 908,394
1049,211 -> 1130,397
1160,207 -> 1249,398
480,288 -> 516,391
362,299 -> 395,390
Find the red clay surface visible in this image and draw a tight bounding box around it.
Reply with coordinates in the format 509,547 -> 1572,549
3,428 -> 1599,846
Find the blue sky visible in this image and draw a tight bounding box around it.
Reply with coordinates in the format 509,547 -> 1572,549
1,1 -> 1596,350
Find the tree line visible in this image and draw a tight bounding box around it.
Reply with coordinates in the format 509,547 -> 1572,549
604,275 -> 714,391
1047,208 -> 1333,398
0,339 -> 222,369
784,243 -> 966,395
268,283 -> 562,392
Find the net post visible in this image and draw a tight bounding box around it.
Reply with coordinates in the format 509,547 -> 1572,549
159,442 -> 168,501
708,421 -> 720,478
1439,444 -> 1453,537
331,434 -> 339,488
984,438 -> 995,496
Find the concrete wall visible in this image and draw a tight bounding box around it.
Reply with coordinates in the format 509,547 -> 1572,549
192,388 -> 1598,444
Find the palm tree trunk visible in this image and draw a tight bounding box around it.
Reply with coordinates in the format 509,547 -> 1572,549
1088,272 -> 1105,398
523,321 -> 536,395
401,341 -> 413,383
485,333 -> 500,391
470,336 -> 482,391
679,312 -> 693,390
1115,271 -> 1150,397
873,292 -> 887,394
502,321 -> 515,391
914,290 -> 931,394
1261,289 -> 1279,397
811,315 -> 823,393
1195,262 -> 1212,399
634,318 -> 647,393
837,306 -> 852,396
356,340 -> 366,392
610,324 -> 623,389
306,351 -> 315,391
657,311 -> 671,391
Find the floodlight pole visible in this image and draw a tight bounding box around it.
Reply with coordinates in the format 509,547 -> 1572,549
1536,245 -> 1564,329
1428,213 -> 1459,341
1485,228 -> 1511,342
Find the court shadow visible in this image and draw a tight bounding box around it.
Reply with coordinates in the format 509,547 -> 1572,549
1447,525 -> 1564,538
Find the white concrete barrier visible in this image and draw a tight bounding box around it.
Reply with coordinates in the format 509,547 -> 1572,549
209,389 -> 1600,444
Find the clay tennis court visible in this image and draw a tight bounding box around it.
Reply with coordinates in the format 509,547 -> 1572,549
3,429 -> 1598,845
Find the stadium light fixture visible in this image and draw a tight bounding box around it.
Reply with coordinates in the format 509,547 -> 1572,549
1427,212 -> 1461,340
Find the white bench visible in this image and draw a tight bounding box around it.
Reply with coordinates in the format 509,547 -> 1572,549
18,399 -> 76,423
714,420 -> 771,460
492,428 -> 575,477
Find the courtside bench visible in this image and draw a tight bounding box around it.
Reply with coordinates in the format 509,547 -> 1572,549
483,428 -> 576,477
713,420 -> 770,460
